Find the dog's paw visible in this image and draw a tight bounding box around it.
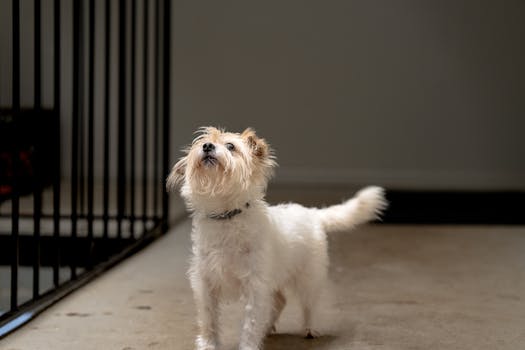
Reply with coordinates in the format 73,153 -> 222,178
356,186 -> 388,221
304,328 -> 320,339
195,335 -> 217,350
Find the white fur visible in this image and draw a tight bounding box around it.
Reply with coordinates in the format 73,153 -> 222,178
167,127 -> 387,350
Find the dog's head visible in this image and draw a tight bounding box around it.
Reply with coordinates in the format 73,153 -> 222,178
167,127 -> 276,202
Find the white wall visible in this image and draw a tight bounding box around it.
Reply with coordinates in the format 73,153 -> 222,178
170,0 -> 525,190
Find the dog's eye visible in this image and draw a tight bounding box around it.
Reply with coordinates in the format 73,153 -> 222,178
225,143 -> 235,151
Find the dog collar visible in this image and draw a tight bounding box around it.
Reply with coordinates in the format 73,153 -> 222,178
207,203 -> 250,220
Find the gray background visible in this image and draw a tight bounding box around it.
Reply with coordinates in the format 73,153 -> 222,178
2,0 -> 524,190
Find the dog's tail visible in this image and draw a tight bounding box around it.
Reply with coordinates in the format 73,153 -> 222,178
318,186 -> 388,233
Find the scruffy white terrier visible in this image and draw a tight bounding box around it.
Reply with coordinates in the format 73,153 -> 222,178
167,127 -> 387,350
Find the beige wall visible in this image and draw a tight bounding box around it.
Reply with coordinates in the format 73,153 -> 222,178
2,1 -> 524,190
170,0 -> 525,190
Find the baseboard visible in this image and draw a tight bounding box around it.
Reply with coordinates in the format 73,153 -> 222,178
383,190 -> 525,225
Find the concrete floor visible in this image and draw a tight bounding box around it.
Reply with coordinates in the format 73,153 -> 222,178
1,221 -> 525,350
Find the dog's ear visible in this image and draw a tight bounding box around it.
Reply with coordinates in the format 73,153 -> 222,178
241,128 -> 270,159
241,128 -> 277,180
166,156 -> 187,192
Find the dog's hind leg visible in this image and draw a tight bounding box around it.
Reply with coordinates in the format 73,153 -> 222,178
300,291 -> 320,339
296,272 -> 324,339
268,290 -> 286,334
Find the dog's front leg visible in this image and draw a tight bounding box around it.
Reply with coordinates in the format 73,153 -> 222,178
239,283 -> 273,350
192,273 -> 220,350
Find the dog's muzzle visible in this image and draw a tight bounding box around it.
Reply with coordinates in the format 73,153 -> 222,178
202,155 -> 217,166
201,142 -> 218,166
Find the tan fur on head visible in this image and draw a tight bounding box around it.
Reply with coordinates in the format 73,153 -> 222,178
166,127 -> 276,200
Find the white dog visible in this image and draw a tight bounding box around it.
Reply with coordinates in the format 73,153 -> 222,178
167,127 -> 387,350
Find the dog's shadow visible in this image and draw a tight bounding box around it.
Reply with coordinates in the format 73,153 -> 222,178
263,333 -> 338,349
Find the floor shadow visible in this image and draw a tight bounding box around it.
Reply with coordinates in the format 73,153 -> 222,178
264,333 -> 338,350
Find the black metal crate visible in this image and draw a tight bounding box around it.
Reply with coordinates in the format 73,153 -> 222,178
0,0 -> 171,337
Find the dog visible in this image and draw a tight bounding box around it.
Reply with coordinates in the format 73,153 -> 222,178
167,127 -> 387,350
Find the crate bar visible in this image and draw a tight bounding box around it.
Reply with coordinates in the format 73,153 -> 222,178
162,0 -> 170,230
12,0 -> 21,112
87,0 -> 95,266
71,0 -> 82,279
103,0 -> 111,241
142,0 -> 149,228
34,0 -> 42,108
52,0 -> 62,287
11,0 -> 21,312
32,0 -> 43,299
32,188 -> 41,296
130,0 -> 136,237
78,0 -> 86,218
152,0 -> 160,219
117,0 -> 127,238
0,212 -> 146,221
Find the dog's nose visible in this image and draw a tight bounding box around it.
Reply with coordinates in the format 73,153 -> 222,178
203,142 -> 215,153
